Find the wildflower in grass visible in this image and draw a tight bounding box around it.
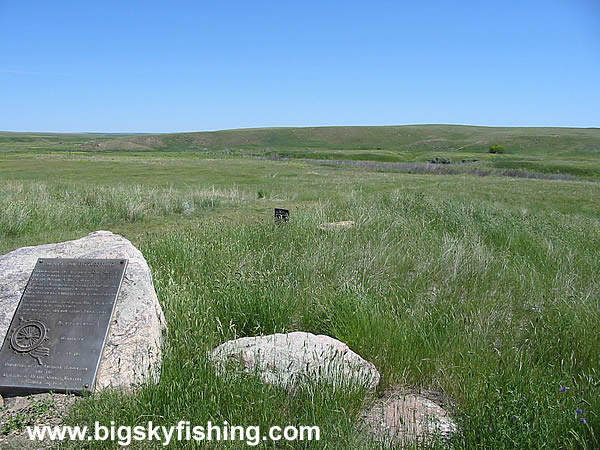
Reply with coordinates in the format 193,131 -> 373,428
559,386 -> 568,392
576,409 -> 583,414
580,418 -> 587,424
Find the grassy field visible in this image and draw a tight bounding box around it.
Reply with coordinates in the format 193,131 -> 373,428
2,124 -> 599,178
1,127 -> 599,448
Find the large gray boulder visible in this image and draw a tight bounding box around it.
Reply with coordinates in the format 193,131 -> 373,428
210,332 -> 380,390
0,231 -> 167,391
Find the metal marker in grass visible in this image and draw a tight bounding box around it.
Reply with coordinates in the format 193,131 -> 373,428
274,208 -> 290,223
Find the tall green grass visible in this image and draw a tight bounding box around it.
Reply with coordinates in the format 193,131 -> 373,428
58,189 -> 600,448
0,182 -> 249,238
1,175 -> 598,447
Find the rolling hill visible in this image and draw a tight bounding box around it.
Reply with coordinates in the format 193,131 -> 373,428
1,125 -> 599,177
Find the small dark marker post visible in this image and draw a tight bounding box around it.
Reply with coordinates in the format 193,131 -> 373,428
274,208 -> 290,223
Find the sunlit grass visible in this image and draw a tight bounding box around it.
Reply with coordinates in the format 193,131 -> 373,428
0,182 -> 250,238
1,152 -> 599,447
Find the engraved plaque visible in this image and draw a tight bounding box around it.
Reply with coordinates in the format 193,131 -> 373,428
0,258 -> 127,395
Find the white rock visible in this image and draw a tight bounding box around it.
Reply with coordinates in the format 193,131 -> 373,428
0,231 -> 167,391
319,220 -> 356,231
210,331 -> 380,390
361,389 -> 457,445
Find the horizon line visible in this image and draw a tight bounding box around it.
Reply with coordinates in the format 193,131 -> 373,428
1,123 -> 599,135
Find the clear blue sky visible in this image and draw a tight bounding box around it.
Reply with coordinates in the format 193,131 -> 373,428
1,1 -> 598,132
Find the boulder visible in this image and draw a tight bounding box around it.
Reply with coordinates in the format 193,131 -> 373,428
0,231 -> 167,391
361,388 -> 457,445
319,220 -> 355,231
210,331 -> 379,390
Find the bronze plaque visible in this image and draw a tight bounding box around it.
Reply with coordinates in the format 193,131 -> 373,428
0,258 -> 127,395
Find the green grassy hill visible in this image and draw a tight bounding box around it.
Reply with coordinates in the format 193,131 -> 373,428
2,125 -> 599,177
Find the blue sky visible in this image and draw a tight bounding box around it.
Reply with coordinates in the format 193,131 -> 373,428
1,1 -> 598,132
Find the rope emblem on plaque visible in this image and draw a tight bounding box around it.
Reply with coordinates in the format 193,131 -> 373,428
10,318 -> 50,365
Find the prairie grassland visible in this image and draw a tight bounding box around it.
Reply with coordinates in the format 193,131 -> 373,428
0,149 -> 599,448
0,182 -> 249,238
2,124 -> 600,178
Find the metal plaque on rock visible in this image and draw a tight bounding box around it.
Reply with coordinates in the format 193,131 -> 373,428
0,258 -> 127,395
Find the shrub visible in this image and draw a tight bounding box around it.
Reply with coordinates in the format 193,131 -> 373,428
489,144 -> 506,154
429,157 -> 451,164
